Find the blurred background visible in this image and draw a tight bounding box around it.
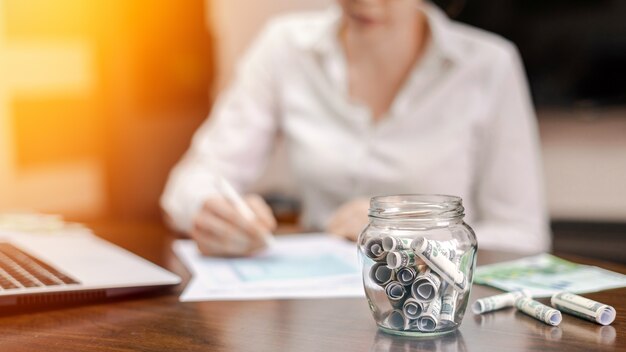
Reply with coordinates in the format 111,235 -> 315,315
0,0 -> 624,260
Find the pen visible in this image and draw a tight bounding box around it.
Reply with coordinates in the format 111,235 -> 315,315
216,176 -> 275,247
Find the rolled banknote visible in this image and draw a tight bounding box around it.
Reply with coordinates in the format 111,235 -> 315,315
385,281 -> 408,305
382,236 -> 413,252
551,292 -> 616,326
369,262 -> 395,286
434,241 -> 456,261
411,238 -> 457,258
402,297 -> 425,320
385,309 -> 408,330
440,284 -> 458,324
387,250 -> 417,269
515,296 -> 562,326
396,266 -> 417,286
472,290 -> 530,314
411,268 -> 442,302
403,319 -> 420,333
364,238 -> 387,262
413,238 -> 466,291
418,297 -> 442,332
451,253 -> 461,268
518,315 -> 563,342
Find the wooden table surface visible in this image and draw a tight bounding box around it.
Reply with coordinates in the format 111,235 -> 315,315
0,220 -> 624,352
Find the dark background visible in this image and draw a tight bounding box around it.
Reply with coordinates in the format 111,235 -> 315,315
444,0 -> 626,107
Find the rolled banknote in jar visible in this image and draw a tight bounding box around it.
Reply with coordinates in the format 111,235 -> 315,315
402,297 -> 425,320
385,281 -> 408,306
369,262 -> 395,287
418,297 -> 442,332
413,238 -> 466,291
385,309 -> 408,330
396,266 -> 418,286
364,238 -> 387,262
551,292 -> 616,326
436,241 -> 456,261
472,290 -> 530,314
411,238 -> 457,259
411,268 -> 442,302
387,250 -> 417,269
382,236 -> 413,252
440,284 -> 458,324
515,296 -> 562,326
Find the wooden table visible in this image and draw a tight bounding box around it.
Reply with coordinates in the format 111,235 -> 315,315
0,220 -> 624,352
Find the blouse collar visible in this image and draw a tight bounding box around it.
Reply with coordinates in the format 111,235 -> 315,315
293,2 -> 464,63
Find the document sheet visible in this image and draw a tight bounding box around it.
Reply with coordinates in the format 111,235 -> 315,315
174,234 -> 365,301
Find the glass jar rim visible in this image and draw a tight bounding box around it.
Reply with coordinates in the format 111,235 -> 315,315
368,194 -> 464,221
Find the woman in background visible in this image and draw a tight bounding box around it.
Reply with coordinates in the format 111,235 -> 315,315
161,0 -> 550,256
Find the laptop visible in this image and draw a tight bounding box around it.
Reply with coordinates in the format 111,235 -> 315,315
0,229 -> 181,306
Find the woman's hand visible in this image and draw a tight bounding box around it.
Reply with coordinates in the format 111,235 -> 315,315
327,197 -> 370,242
191,194 -> 277,257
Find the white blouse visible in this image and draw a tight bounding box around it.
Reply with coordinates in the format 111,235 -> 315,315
161,3 -> 550,253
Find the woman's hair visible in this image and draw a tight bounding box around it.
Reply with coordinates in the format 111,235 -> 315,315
431,0 -> 466,18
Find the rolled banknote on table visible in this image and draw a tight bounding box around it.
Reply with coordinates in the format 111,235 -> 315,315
411,267 -> 442,301
418,297 -> 442,332
472,290 -> 530,314
551,292 -> 616,326
382,236 -> 413,252
396,266 -> 417,286
413,238 -> 466,291
402,297 -> 425,320
364,238 -> 387,262
369,262 -> 395,286
440,284 -> 458,324
515,296 -> 562,326
387,250 -> 418,269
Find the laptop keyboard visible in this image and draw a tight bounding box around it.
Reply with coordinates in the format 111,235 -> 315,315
0,242 -> 79,290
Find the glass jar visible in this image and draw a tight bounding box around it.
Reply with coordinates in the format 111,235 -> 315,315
358,194 -> 478,336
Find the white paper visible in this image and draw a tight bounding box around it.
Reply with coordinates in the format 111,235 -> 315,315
174,234 -> 365,301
